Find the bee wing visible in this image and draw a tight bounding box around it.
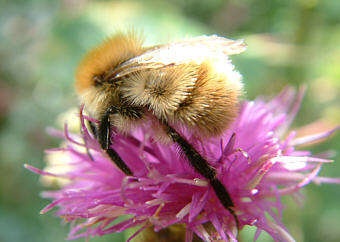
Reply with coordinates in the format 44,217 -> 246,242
112,35 -> 246,79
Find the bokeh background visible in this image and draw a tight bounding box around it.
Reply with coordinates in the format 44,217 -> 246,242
0,0 -> 339,241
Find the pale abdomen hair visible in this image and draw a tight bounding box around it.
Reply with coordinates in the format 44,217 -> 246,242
121,58 -> 243,137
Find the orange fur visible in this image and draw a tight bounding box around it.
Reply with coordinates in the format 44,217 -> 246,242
75,32 -> 144,93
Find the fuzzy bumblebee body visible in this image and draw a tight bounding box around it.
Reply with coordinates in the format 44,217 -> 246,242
75,32 -> 245,138
75,32 -> 246,232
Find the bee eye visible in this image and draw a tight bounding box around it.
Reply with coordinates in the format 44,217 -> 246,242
93,75 -> 103,87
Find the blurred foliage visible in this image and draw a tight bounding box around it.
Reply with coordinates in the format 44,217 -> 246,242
0,0 -> 339,241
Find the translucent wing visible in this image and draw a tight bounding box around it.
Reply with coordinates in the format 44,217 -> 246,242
111,35 -> 246,79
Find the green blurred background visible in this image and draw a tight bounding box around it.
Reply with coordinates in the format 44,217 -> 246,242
0,0 -> 339,241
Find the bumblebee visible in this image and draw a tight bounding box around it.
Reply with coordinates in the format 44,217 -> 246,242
75,32 -> 245,230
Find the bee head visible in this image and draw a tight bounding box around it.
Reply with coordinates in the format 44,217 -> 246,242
75,32 -> 144,94
74,32 -> 144,118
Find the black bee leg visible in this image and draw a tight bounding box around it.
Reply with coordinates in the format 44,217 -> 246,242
210,178 -> 239,231
164,122 -> 239,231
165,124 -> 216,180
98,106 -> 133,176
82,119 -> 98,161
79,113 -> 95,161
80,125 -> 94,161
87,119 -> 97,138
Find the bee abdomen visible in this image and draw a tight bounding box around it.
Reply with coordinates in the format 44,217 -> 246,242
121,64 -> 198,119
121,61 -> 242,137
173,62 -> 242,137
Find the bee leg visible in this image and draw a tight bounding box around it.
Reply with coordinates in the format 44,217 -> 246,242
83,119 -> 99,161
80,122 -> 94,161
210,178 -> 240,231
87,119 -> 97,138
98,106 -> 133,176
165,124 -> 216,180
164,122 -> 239,232
78,108 -> 95,161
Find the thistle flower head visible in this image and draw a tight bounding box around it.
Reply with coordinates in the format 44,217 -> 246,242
26,88 -> 339,241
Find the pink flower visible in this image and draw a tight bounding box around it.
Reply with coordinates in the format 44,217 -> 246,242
26,87 -> 339,241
